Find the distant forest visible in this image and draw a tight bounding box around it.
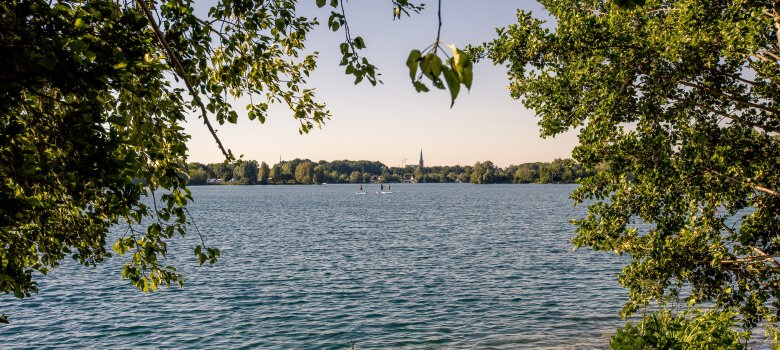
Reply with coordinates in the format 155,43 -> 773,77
186,158 -> 600,185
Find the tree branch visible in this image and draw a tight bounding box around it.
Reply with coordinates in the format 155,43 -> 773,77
663,93 -> 780,134
680,80 -> 780,117
721,255 -> 780,265
754,185 -> 780,197
22,87 -> 75,107
706,169 -> 780,197
134,0 -> 232,161
753,246 -> 780,268
194,17 -> 229,42
695,101 -> 780,134
706,67 -> 763,87
766,4 -> 780,49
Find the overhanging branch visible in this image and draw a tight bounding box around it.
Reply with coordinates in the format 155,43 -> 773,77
135,0 -> 232,161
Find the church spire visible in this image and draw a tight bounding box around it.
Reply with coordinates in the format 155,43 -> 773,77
419,149 -> 424,168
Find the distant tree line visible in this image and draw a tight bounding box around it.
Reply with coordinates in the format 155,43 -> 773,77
186,158 -> 599,185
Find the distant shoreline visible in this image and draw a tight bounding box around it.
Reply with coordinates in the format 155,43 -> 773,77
187,158 -> 599,186
187,182 -> 582,186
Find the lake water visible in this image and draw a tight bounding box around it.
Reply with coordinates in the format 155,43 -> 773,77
1,184 -> 628,349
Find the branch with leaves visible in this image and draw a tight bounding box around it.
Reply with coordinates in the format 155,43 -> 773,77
404,0 -> 473,107
135,0 -> 232,161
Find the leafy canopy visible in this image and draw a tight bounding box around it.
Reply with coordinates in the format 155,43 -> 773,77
486,0 -> 780,344
0,0 -> 437,323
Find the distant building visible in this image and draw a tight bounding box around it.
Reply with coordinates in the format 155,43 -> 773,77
405,149 -> 424,172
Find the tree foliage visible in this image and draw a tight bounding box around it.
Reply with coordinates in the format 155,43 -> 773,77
187,168 -> 209,185
486,0 -> 780,344
257,161 -> 270,185
0,0 -> 428,319
188,158 -> 593,185
293,161 -> 314,184
1,0 -> 207,302
469,161 -> 497,184
610,308 -> 747,349
233,160 -> 259,185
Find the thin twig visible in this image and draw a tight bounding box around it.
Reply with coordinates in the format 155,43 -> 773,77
435,0 -> 441,45
184,207 -> 207,248
23,87 -> 75,107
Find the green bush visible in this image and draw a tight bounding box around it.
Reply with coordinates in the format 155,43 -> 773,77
610,309 -> 747,350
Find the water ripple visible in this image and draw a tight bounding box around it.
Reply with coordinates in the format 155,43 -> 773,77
1,184 -> 626,349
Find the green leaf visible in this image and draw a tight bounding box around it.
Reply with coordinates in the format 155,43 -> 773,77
432,78 -> 444,90
448,44 -> 462,73
316,0 -> 326,8
406,49 -> 421,81
74,18 -> 87,28
274,18 -> 286,30
442,66 -> 460,107
113,62 -> 127,69
353,36 -> 366,49
421,53 -> 442,81
68,40 -> 88,52
53,3 -> 71,12
448,44 -> 472,90
461,60 -> 473,90
413,81 -> 429,92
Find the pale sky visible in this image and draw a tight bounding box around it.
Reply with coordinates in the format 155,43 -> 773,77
185,1 -> 578,168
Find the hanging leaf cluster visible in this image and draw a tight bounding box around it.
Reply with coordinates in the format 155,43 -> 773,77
317,0 -> 385,86
406,44 -> 473,107
392,0 -> 424,20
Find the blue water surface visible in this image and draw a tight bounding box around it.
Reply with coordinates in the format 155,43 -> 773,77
1,184 -> 627,349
